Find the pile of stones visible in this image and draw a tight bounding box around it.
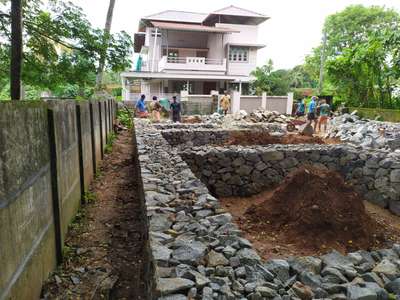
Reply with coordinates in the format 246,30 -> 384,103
247,110 -> 293,124
196,110 -> 292,128
326,114 -> 400,150
135,120 -> 400,300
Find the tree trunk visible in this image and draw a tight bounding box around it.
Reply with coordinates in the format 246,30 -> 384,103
10,0 -> 23,100
96,0 -> 116,90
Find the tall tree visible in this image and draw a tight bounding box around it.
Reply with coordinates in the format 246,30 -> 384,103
10,0 -> 22,100
96,0 -> 116,90
305,5 -> 400,106
323,5 -> 400,58
0,0 -> 132,99
251,59 -> 292,96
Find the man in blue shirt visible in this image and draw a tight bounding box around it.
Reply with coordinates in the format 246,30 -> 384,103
136,94 -> 149,118
307,96 -> 318,131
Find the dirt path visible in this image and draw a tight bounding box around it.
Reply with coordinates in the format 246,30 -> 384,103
42,130 -> 147,300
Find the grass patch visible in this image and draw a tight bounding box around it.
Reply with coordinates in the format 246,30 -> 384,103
105,132 -> 117,154
95,168 -> 103,179
117,108 -> 134,128
83,191 -> 96,204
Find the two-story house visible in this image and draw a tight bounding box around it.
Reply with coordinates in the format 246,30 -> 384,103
121,5 -> 268,100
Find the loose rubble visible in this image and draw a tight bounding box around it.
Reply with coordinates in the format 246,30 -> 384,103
135,119 -> 400,300
192,110 -> 291,132
327,113 -> 400,150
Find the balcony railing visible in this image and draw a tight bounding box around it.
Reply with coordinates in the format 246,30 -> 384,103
158,56 -> 226,73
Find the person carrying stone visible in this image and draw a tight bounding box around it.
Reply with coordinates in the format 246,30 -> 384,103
170,96 -> 181,123
220,91 -> 231,115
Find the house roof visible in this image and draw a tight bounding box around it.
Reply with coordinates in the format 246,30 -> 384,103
139,6 -> 269,31
151,21 -> 239,33
143,10 -> 207,24
211,5 -> 267,18
204,5 -> 269,25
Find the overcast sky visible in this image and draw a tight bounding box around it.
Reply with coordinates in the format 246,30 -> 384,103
71,0 -> 400,70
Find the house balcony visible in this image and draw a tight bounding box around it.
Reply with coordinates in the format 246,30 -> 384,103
158,56 -> 227,74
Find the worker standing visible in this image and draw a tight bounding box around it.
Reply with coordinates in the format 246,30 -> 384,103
296,98 -> 306,117
220,91 -> 231,115
170,96 -> 181,123
307,96 -> 318,132
318,99 -> 331,133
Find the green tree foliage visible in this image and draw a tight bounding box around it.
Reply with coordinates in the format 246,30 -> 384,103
323,5 -> 400,58
251,59 -> 317,96
0,0 -> 132,99
251,59 -> 290,95
305,5 -> 400,108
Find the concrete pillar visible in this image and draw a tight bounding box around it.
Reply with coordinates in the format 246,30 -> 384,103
287,92 -> 294,115
121,77 -> 127,101
231,90 -> 241,114
180,90 -> 189,102
261,92 -> 267,110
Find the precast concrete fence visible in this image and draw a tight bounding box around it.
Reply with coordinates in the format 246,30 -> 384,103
0,99 -> 116,300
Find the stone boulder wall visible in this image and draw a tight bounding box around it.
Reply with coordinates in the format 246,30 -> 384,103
135,120 -> 400,299
161,129 -> 232,147
180,144 -> 400,216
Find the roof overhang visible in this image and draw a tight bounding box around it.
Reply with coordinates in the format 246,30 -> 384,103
227,42 -> 266,49
121,71 -> 251,82
151,21 -> 239,33
203,6 -> 269,25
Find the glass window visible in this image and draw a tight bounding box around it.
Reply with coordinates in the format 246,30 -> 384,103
229,47 -> 249,62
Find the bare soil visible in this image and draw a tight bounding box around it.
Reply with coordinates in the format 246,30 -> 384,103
221,167 -> 400,260
225,131 -> 340,146
41,130 -> 147,300
181,115 -> 203,123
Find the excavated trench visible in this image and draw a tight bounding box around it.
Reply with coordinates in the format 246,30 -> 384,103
139,121 -> 400,299
162,127 -> 400,259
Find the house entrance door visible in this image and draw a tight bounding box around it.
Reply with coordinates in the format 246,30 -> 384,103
203,82 -> 217,95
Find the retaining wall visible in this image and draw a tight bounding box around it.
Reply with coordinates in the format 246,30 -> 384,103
0,98 -> 115,300
181,144 -> 400,215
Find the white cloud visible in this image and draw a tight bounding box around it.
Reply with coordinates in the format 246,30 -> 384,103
71,0 -> 400,69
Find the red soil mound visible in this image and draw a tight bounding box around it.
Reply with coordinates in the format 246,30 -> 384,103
244,167 -> 381,252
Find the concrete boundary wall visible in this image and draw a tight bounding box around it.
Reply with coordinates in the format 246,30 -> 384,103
0,98 -> 115,300
90,101 -> 102,170
76,102 -> 94,196
0,102 -> 56,300
48,101 -> 82,243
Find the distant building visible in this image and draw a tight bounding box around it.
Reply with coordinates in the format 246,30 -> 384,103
121,5 -> 268,100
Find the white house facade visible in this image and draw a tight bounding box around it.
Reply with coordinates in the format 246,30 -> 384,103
121,5 -> 269,100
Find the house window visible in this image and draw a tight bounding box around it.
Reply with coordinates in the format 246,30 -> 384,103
150,29 -> 162,37
229,47 -> 249,62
